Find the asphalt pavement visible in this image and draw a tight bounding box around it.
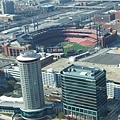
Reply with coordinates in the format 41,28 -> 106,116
83,53 -> 120,65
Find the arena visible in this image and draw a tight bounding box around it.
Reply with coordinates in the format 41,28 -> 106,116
2,25 -> 118,57
31,25 -> 117,48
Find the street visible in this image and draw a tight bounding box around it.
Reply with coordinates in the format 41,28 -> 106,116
104,100 -> 120,120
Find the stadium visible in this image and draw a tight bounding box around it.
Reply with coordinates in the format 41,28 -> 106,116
25,25 -> 118,50
2,25 -> 118,57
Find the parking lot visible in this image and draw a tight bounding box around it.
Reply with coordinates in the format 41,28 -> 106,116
83,53 -> 120,65
0,57 -> 16,69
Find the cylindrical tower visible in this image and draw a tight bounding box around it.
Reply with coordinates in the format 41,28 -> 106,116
16,50 -> 44,111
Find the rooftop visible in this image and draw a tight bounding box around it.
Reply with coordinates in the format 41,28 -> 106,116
0,14 -> 18,17
62,64 -> 104,79
0,96 -> 23,108
17,50 -> 40,61
3,39 -> 31,48
1,27 -> 22,34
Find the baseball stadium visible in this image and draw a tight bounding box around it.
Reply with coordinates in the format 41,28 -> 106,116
2,25 -> 118,57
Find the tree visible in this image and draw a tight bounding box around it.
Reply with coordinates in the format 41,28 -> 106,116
8,80 -> 15,86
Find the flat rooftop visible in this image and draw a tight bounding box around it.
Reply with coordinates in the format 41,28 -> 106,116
61,64 -> 103,79
0,96 -> 23,108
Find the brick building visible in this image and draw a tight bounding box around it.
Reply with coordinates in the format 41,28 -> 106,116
114,12 -> 120,19
100,29 -> 117,48
94,13 -> 115,25
102,19 -> 120,33
2,40 -> 31,57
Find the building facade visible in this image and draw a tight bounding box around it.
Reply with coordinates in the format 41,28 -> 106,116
4,65 -> 20,81
42,68 -> 61,88
107,80 -> 120,100
61,64 -> 107,120
4,66 -> 61,87
1,1 -> 14,14
16,50 -> 52,120
2,40 -> 31,57
94,13 -> 115,25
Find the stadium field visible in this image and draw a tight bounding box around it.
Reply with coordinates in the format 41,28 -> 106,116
58,42 -> 91,54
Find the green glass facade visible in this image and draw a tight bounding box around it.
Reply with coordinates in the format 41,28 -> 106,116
61,64 -> 107,120
21,107 -> 53,120
0,106 -> 53,120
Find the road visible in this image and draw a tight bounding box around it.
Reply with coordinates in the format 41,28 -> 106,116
0,56 -> 16,68
1,1 -> 119,32
80,48 -> 110,61
0,9 -> 69,32
104,101 -> 120,120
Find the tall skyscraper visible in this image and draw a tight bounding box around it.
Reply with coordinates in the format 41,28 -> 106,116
61,64 -> 107,120
17,50 -> 45,119
1,1 -> 14,14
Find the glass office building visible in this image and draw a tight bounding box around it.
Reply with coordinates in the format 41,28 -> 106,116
61,64 -> 107,120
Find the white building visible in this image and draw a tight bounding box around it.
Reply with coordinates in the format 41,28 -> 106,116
42,68 -> 61,88
4,65 -> 20,81
16,50 -> 45,111
4,66 -> 61,88
107,80 -> 120,100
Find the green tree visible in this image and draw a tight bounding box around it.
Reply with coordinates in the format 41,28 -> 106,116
8,80 -> 15,86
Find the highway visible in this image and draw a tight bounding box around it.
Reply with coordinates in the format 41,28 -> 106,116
56,1 -> 119,10
0,1 -> 119,33
42,2 -> 118,26
0,9 -> 70,32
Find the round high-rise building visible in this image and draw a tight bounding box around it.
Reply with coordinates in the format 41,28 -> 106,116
17,50 -> 45,119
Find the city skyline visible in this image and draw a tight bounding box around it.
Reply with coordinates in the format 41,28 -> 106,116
0,1 -> 120,120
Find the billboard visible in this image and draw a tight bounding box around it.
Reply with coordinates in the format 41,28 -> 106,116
45,47 -> 64,53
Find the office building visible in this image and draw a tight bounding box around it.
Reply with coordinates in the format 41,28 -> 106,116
61,64 -> 107,120
16,50 -> 45,119
1,1 -> 14,14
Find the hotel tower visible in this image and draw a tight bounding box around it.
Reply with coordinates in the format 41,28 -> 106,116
17,50 -> 46,119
